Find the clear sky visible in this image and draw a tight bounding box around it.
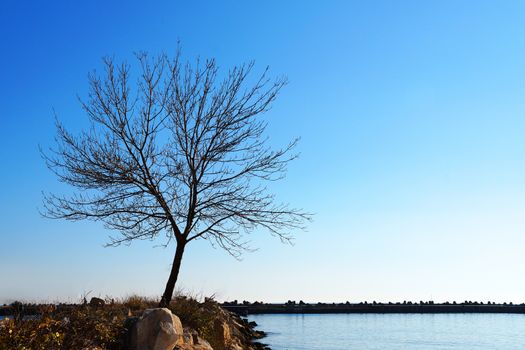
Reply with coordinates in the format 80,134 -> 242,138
2,0 -> 525,304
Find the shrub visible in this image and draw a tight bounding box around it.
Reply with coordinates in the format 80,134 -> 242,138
168,296 -> 219,341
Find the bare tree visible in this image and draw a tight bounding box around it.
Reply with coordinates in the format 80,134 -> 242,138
42,51 -> 310,307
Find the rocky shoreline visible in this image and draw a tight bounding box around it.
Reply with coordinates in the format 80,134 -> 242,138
0,296 -> 270,350
125,307 -> 269,350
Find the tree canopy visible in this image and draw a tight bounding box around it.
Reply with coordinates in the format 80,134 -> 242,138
42,51 -> 310,306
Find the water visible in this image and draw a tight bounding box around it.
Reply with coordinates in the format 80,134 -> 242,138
249,313 -> 525,350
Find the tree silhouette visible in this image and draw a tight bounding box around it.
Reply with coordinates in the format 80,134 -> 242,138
42,51 -> 310,307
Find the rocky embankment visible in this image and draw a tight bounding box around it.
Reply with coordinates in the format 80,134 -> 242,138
222,300 -> 525,314
126,307 -> 268,350
0,297 -> 269,350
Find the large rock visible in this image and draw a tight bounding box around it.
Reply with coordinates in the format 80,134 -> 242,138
207,320 -> 231,350
129,308 -> 184,350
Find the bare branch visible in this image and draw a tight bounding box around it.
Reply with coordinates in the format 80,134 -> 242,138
43,50 -> 311,303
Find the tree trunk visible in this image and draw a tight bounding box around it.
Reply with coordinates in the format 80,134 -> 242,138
159,242 -> 186,307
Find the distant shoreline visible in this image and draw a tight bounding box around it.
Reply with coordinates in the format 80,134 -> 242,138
221,302 -> 525,316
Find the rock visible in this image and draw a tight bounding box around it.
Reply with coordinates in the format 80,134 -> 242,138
207,319 -> 231,350
190,337 -> 213,350
129,308 -> 184,350
195,337 -> 213,350
89,297 -> 105,307
182,328 -> 197,346
176,333 -> 213,350
227,342 -> 243,350
193,343 -> 213,350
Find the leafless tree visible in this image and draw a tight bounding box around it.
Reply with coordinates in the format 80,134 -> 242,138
42,51 -> 310,307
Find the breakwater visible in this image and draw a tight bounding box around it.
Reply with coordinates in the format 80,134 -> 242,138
221,302 -> 525,316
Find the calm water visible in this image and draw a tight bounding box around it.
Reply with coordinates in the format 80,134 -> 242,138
249,313 -> 525,350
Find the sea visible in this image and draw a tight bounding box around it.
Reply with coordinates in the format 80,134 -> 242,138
249,313 -> 525,350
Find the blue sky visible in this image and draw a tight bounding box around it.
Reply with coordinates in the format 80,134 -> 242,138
2,0 -> 525,304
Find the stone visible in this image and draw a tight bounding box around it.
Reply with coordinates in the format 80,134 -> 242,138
176,335 -> 213,350
182,329 -> 196,346
129,308 -> 184,350
207,320 -> 231,350
228,343 -> 243,350
193,338 -> 214,350
192,336 -> 213,350
89,297 -> 105,307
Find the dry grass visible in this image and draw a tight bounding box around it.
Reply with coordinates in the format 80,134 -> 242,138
169,296 -> 221,341
0,304 -> 127,350
0,295 -> 231,350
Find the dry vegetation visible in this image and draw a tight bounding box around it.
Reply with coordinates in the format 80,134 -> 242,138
0,302 -> 128,350
0,295 -> 261,350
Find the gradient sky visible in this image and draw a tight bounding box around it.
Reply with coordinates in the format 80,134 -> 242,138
2,0 -> 525,304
